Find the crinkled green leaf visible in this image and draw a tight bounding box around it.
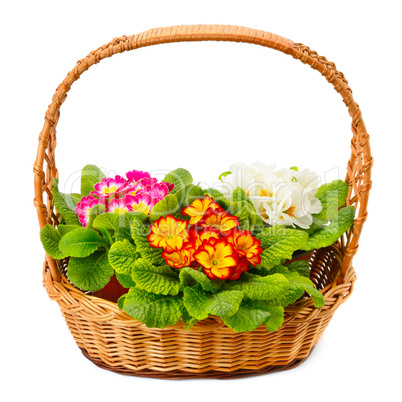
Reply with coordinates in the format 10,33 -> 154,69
224,272 -> 289,301
175,184 -> 204,209
58,224 -> 81,237
270,265 -> 325,307
81,164 -> 106,196
108,240 -> 140,275
222,300 -> 283,333
180,306 -> 199,330
40,224 -> 66,259
256,226 -> 309,269
59,227 -> 109,257
115,227 -> 132,243
149,194 -> 180,222
67,251 -> 113,292
52,178 -> 81,225
227,198 -> 263,231
264,305 -> 285,332
231,187 -> 252,205
286,260 -> 310,278
132,259 -> 180,296
131,218 -> 165,265
183,286 -> 244,320
122,288 -> 183,328
302,206 -> 355,251
162,168 -> 193,194
179,267 -> 223,293
124,211 -> 148,224
309,180 -> 350,232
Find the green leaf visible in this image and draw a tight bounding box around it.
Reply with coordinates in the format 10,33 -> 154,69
179,267 -> 223,293
256,226 -> 309,270
117,293 -> 127,310
310,180 -> 350,230
302,206 -> 355,251
59,227 -> 109,257
124,211 -> 148,224
51,178 -> 81,225
183,286 -> 244,320
229,201 -> 262,230
92,211 -> 147,233
122,288 -> 183,328
58,224 -> 81,237
132,259 -> 180,296
99,227 -> 113,246
67,251 -> 114,292
174,184 -> 204,208
180,307 -> 198,330
115,227 -> 132,243
286,260 -> 310,278
40,224 -> 66,259
231,187 -> 252,205
162,168 -> 193,194
149,194 -> 180,222
270,265 -> 325,307
81,164 -> 106,196
86,204 -> 106,229
202,188 -> 230,210
222,300 -> 284,333
218,171 -> 232,181
224,272 -> 289,301
264,305 -> 285,332
131,219 -> 165,265
108,240 -> 140,275
92,212 -> 119,231
115,272 -> 136,288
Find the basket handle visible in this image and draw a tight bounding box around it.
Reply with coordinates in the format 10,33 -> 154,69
34,25 -> 372,284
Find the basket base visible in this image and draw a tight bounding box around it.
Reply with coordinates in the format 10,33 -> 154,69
80,347 -> 314,380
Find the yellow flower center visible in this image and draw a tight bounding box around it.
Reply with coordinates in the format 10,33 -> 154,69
105,185 -> 118,194
212,259 -> 219,266
284,205 -> 296,218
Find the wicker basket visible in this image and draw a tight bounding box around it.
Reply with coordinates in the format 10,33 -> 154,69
34,25 -> 372,379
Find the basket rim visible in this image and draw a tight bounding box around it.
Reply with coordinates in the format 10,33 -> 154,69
43,243 -> 356,332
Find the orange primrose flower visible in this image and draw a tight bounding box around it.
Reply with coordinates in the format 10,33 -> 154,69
147,215 -> 189,251
226,229 -> 262,267
194,238 -> 237,280
162,243 -> 196,269
191,227 -> 220,248
198,207 -> 239,232
181,195 -> 223,224
229,256 -> 250,280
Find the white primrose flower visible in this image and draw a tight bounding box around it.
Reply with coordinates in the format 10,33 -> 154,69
221,163 -> 322,229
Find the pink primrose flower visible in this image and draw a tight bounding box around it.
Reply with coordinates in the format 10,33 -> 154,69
75,195 -> 101,227
107,198 -> 130,214
126,170 -> 151,183
143,182 -> 170,201
91,175 -> 132,198
124,193 -> 155,215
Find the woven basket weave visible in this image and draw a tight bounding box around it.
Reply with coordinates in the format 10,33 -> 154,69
34,25 -> 372,379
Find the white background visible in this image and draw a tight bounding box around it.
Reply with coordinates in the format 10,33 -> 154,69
1,1 -> 401,401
